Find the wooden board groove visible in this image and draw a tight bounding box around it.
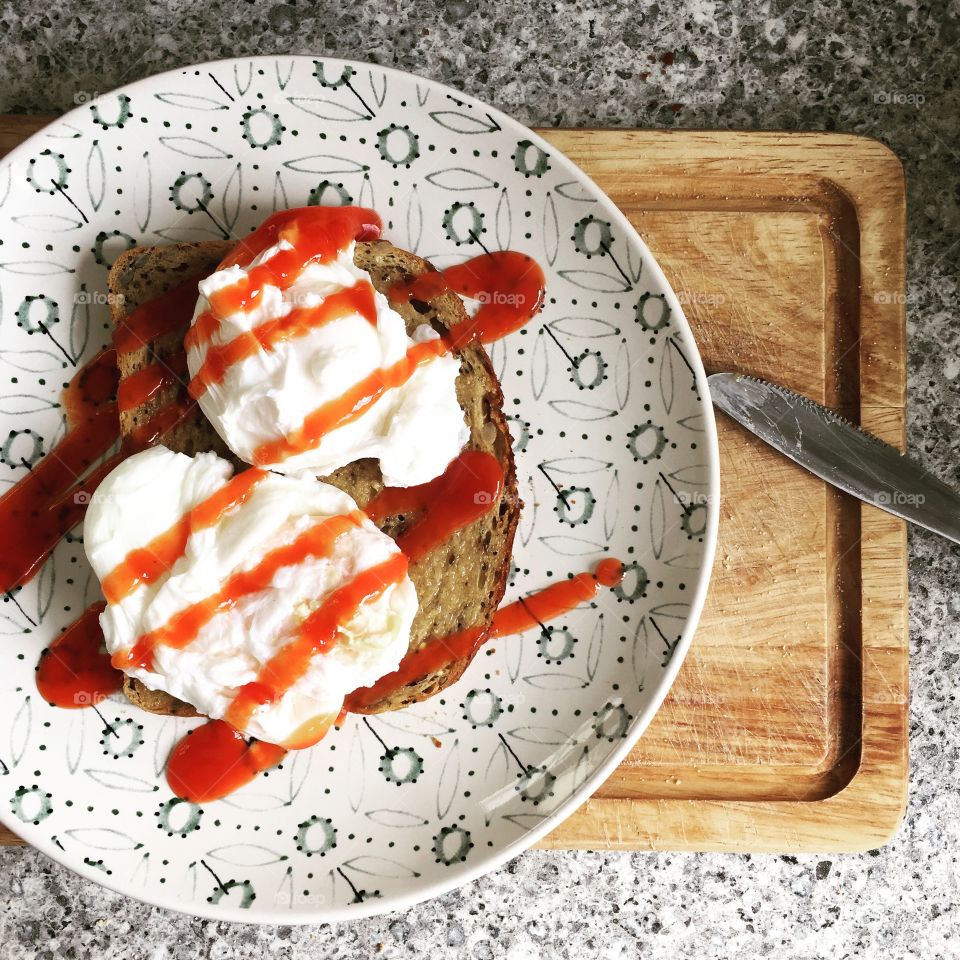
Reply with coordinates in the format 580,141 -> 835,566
0,120 -> 907,853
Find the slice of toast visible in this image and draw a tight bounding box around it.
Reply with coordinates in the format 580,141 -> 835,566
107,235 -> 519,717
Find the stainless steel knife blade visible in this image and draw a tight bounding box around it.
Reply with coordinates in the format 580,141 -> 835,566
708,372 -> 960,545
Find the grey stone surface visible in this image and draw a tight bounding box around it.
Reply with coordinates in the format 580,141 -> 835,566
1,1 -> 959,957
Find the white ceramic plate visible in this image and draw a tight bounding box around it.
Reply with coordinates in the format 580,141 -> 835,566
0,57 -> 718,922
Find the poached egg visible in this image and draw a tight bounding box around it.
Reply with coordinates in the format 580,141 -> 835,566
84,446 -> 417,747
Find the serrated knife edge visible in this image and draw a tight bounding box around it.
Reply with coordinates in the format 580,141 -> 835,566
709,372 -> 960,545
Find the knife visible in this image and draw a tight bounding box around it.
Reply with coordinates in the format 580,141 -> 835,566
708,372 -> 960,545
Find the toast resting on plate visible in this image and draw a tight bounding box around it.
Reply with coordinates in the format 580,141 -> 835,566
106,237 -> 520,717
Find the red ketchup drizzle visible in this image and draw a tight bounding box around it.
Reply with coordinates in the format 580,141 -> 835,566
112,275 -> 206,443
35,603 -> 122,708
363,450 -> 505,563
189,281 -> 378,399
346,560 -> 624,712
0,349 -> 120,592
114,511 -> 365,672
166,719 -> 287,803
128,396 -> 197,449
187,206 -> 381,353
224,552 -> 409,748
491,557 -> 624,635
117,352 -> 188,413
251,338 -> 449,467
391,250 -> 546,348
101,467 -> 268,604
112,274 -> 208,355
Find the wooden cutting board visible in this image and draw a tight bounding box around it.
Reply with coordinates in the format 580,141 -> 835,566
0,119 -> 908,853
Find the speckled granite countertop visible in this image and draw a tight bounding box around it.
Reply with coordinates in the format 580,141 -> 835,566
1,2 -> 958,957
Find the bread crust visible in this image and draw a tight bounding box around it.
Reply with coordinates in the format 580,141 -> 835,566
108,236 -> 519,718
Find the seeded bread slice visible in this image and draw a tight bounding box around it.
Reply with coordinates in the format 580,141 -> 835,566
107,237 -> 519,718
